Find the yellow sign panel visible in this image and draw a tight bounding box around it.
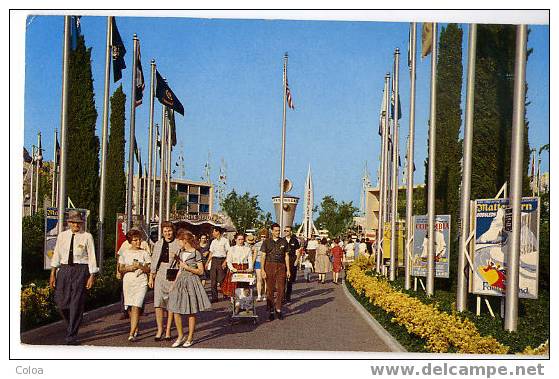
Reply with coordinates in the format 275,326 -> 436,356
382,221 -> 404,265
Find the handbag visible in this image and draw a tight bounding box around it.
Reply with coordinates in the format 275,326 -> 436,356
166,258 -> 179,281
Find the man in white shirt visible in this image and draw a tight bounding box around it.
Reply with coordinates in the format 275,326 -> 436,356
49,210 -> 98,345
344,239 -> 355,263
206,226 -> 230,303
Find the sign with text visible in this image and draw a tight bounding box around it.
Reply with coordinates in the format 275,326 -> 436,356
471,197 -> 540,299
411,215 -> 451,278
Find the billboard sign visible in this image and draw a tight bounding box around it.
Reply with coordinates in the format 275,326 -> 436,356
471,197 -> 540,299
411,215 -> 451,278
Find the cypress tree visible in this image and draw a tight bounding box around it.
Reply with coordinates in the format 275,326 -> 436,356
66,35 -> 100,229
104,85 -> 127,255
471,25 -> 531,200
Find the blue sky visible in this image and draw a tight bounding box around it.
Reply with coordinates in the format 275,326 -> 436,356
23,16 -> 549,219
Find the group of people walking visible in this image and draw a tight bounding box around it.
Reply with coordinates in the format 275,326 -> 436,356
49,212 -> 359,347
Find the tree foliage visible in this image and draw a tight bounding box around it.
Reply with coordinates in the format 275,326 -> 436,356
221,190 -> 268,233
315,195 -> 358,238
66,35 -> 100,230
104,85 -> 127,255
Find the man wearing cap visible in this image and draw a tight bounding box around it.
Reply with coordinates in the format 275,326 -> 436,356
49,210 -> 98,345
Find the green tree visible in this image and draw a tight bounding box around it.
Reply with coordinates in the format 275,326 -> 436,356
104,86 -> 126,255
315,195 -> 358,238
21,211 -> 48,285
221,190 -> 265,233
471,25 -> 531,200
66,35 -> 100,231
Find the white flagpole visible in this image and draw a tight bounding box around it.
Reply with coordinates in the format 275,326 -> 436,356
151,123 -> 159,221
405,23 -> 417,290
165,111 -> 172,220
376,76 -> 389,273
30,145 -> 35,216
456,24 -> 477,312
504,24 -> 528,332
57,16 -> 71,233
97,16 -> 111,273
426,23 -> 438,296
146,60 -> 156,224
279,53 -> 288,236
126,34 -> 139,232
51,129 -> 58,208
35,132 -> 42,213
158,107 -> 167,238
389,49 -> 400,282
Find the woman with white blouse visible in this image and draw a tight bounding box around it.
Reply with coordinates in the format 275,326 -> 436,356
118,229 -> 151,342
221,233 -> 253,299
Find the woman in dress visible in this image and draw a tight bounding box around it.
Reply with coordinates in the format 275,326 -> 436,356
252,228 -> 268,302
168,230 -> 212,347
330,238 -> 344,284
221,233 -> 254,300
149,221 -> 181,341
118,229 -> 151,341
314,237 -> 332,284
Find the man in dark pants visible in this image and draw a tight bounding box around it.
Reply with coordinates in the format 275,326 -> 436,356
283,225 -> 300,302
261,223 -> 290,321
206,226 -> 230,303
49,210 -> 97,345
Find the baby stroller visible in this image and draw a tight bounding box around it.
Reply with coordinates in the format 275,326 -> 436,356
229,272 -> 258,325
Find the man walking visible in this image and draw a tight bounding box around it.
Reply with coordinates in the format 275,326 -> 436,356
260,223 -> 290,321
283,225 -> 300,303
49,210 -> 98,345
206,226 -> 230,303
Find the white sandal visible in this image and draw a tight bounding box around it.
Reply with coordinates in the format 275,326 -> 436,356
172,336 -> 186,348
183,339 -> 194,347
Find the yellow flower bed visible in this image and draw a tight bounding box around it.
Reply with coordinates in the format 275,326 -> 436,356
347,258 -> 509,354
520,340 -> 549,356
21,283 -> 55,321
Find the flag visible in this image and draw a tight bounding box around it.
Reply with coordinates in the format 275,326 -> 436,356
23,147 -> 32,163
56,137 -> 61,164
134,43 -> 145,107
408,23 -> 413,70
156,124 -> 161,158
156,70 -> 184,116
167,108 -> 177,147
530,151 -> 535,181
378,87 -> 387,136
421,23 -> 433,58
37,136 -> 43,168
110,17 -> 126,82
134,136 -> 140,163
390,91 -> 402,121
70,16 -> 82,50
286,77 -> 295,110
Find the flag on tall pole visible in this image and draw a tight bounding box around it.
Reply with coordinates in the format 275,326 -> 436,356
168,108 -> 177,147
378,86 -> 387,136
155,70 -> 185,116
421,23 -> 433,58
135,44 -> 145,107
70,16 -> 81,50
111,17 -> 127,82
126,34 -> 140,231
23,147 -> 32,163
286,77 -> 295,110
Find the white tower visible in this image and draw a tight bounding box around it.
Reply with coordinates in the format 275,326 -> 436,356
297,165 -> 319,239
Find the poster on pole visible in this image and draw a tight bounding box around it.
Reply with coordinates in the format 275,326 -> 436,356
471,197 -> 540,299
43,208 -> 90,270
411,215 -> 451,278
382,221 -> 404,266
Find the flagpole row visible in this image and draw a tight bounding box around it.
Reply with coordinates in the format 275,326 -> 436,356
456,23 -> 477,312
57,16 -> 71,233
377,74 -> 390,273
405,23 -> 417,290
426,23 -> 438,296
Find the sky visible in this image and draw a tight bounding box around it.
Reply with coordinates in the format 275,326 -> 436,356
22,14 -> 550,221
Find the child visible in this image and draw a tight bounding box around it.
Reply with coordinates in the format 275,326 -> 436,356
302,256 -> 314,283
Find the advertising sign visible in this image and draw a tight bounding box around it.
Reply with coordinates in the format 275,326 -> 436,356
44,208 -> 89,270
471,197 -> 540,299
411,215 -> 451,278
382,221 -> 404,266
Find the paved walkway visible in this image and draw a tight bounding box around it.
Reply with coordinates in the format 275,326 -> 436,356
21,271 -> 393,352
